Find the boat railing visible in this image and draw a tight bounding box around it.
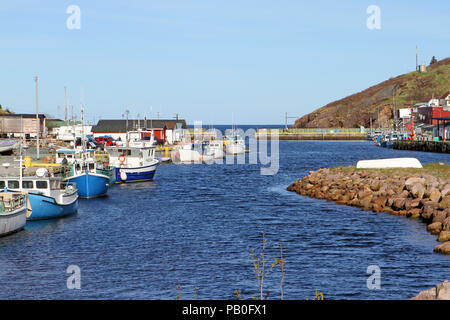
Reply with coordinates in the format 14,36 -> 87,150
61,181 -> 77,194
0,192 -> 26,213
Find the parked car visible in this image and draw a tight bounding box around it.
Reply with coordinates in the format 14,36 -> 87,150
95,136 -> 118,147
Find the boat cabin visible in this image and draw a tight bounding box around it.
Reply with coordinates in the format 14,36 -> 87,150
106,146 -> 156,168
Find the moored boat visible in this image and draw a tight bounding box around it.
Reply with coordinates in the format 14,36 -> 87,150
0,191 -> 29,237
56,149 -> 110,199
1,170 -> 79,221
106,146 -> 159,183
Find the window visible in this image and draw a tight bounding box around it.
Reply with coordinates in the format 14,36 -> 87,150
0,181 -> 4,189
8,181 -> 19,189
22,181 -> 34,189
36,181 -> 48,189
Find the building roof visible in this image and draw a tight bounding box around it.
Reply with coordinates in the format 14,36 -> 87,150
432,116 -> 450,121
0,113 -> 46,119
441,91 -> 450,99
91,119 -> 187,132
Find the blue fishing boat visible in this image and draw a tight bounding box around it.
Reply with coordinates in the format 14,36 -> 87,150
106,146 -> 159,183
1,170 -> 79,221
56,149 -> 110,199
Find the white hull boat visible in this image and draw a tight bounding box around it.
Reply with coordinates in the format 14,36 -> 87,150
356,157 -> 423,169
0,191 -> 30,237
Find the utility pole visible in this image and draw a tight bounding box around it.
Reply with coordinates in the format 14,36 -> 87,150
416,45 -> 418,71
34,76 -> 40,159
285,112 -> 299,130
64,86 -> 68,122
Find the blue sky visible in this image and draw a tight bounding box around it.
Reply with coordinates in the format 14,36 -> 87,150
0,1 -> 449,125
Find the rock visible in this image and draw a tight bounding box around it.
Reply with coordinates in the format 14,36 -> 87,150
405,177 -> 425,191
411,287 -> 437,300
422,202 -> 440,220
442,217 -> 450,231
439,196 -> 450,209
441,185 -> 450,197
436,281 -> 450,300
438,231 -> 450,242
432,210 -> 448,224
427,222 -> 442,235
406,208 -> 422,218
429,190 -> 442,203
412,281 -> 450,300
393,198 -> 406,210
434,241 -> 450,255
410,183 -> 425,199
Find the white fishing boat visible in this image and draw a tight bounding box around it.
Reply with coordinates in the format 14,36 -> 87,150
171,143 -> 214,163
106,145 -> 159,183
356,157 -> 423,169
225,135 -> 245,155
0,191 -> 30,237
205,140 -> 224,159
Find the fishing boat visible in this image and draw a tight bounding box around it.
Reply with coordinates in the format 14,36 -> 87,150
205,140 -> 224,159
0,190 -> 30,237
225,135 -> 245,155
56,148 -> 110,199
106,146 -> 159,183
1,169 -> 79,220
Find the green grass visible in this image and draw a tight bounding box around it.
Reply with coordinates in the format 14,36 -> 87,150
329,163 -> 450,179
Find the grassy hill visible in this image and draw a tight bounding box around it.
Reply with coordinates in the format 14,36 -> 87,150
292,58 -> 450,128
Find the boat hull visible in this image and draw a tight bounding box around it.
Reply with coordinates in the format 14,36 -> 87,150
27,193 -> 78,221
65,172 -> 110,199
0,206 -> 27,237
115,163 -> 158,183
226,144 -> 245,155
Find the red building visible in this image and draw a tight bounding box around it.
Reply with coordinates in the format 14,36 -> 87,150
417,106 -> 450,126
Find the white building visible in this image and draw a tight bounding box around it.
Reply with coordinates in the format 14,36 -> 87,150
52,124 -> 92,141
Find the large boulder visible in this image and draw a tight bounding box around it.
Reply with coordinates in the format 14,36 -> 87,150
429,190 -> 442,203
412,281 -> 450,300
410,183 -> 426,199
438,231 -> 450,242
434,241 -> 450,254
427,222 -> 442,235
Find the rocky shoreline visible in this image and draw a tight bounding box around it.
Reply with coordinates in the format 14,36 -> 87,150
287,165 -> 450,254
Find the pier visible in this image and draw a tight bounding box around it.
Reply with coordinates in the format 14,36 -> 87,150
393,140 -> 450,153
255,128 -> 366,140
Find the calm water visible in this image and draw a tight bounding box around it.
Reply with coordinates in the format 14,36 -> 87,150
1,141 -> 449,300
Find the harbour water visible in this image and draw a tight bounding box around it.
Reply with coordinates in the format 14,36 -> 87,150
0,140 -> 449,299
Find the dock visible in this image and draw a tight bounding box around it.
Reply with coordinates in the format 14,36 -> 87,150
393,140 -> 450,153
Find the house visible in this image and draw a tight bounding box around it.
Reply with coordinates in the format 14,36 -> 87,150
440,91 -> 450,109
91,119 -> 187,144
52,123 -> 93,141
0,113 -> 46,138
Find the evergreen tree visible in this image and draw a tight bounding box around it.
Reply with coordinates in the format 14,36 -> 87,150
430,56 -> 438,65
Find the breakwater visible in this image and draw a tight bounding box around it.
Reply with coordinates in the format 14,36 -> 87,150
287,164 -> 450,255
256,128 -> 366,140
394,140 -> 450,153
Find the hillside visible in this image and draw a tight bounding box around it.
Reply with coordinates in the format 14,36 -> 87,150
292,58 -> 450,128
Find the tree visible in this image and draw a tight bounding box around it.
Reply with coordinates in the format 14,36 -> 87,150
430,56 -> 438,65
